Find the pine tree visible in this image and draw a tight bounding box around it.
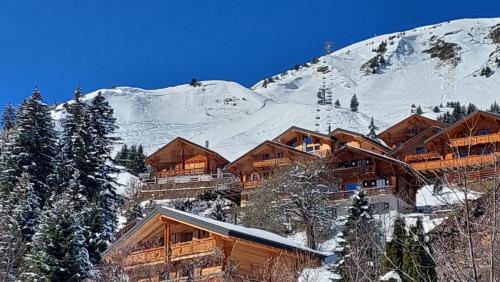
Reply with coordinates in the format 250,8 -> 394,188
115,144 -> 129,167
367,117 -> 378,139
11,88 -> 56,213
333,190 -> 382,281
350,94 -> 359,112
466,103 -> 477,115
383,217 -> 406,275
124,202 -> 143,224
432,106 -> 440,113
489,101 -> 500,115
210,200 -> 227,222
334,99 -> 341,108
2,103 -> 16,131
416,105 -> 423,115
134,144 -> 147,174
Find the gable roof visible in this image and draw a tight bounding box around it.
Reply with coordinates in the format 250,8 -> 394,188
108,205 -> 327,259
146,137 -> 229,165
389,126 -> 444,156
273,126 -> 331,144
225,140 -> 319,171
335,144 -> 409,167
424,110 -> 500,144
330,128 -> 391,152
377,114 -> 446,141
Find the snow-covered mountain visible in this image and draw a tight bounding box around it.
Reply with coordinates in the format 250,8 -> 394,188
54,18 -> 500,161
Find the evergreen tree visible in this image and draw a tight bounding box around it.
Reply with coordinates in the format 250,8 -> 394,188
367,117 -> 378,139
350,94 -> 359,112
416,105 -> 423,115
20,191 -> 92,282
383,217 -> 407,275
333,190 -> 382,281
432,106 -> 440,113
334,99 -> 341,108
2,103 -> 16,131
124,202 -> 143,224
466,103 -> 478,115
489,101 -> 500,115
11,89 -> 56,211
115,144 -> 129,167
209,201 -> 227,222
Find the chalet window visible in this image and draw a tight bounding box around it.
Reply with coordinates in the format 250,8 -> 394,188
261,154 -> 270,160
303,136 -> 312,144
477,128 -> 490,135
180,232 -> 193,242
199,230 -> 209,239
306,146 -> 314,152
346,182 -> 358,191
350,160 -> 358,167
277,152 -> 284,158
287,138 -> 297,147
263,172 -> 270,179
416,147 -> 425,154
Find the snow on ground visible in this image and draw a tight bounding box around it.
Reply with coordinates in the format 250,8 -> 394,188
380,270 -> 402,281
416,184 -> 481,208
110,169 -> 138,198
52,18 -> 500,161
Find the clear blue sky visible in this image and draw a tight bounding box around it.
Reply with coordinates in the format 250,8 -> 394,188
1,0 -> 499,109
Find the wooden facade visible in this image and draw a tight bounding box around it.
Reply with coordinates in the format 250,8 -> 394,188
140,137 -> 233,200
225,140 -> 318,195
273,126 -> 333,158
105,207 -> 324,282
328,145 -> 418,206
407,111 -> 500,178
378,114 -> 446,149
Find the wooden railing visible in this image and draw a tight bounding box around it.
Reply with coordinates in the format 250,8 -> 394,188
450,132 -> 500,147
125,247 -> 165,266
404,151 -> 441,163
411,153 -> 500,171
253,157 -> 291,168
312,149 -> 331,158
332,165 -> 376,178
156,168 -> 208,178
170,238 -> 216,258
243,180 -> 262,189
327,186 -> 393,201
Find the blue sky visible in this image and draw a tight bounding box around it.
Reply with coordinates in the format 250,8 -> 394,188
1,0 -> 499,109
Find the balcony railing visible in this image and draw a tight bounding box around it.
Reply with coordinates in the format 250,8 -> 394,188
243,180 -> 262,189
170,238 -> 216,259
124,238 -> 217,267
404,151 -> 441,163
411,152 -> 500,171
332,165 -> 376,178
156,168 -> 208,178
125,247 -> 165,266
312,149 -> 331,158
327,186 -> 393,201
253,157 -> 291,168
450,132 -> 500,147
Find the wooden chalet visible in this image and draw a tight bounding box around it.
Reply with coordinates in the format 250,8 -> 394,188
389,126 -> 445,162
105,206 -> 325,282
225,140 -> 319,204
139,137 -> 233,200
377,114 -> 446,149
328,145 -> 417,212
407,111 -> 500,180
273,126 -> 334,158
330,128 -> 390,154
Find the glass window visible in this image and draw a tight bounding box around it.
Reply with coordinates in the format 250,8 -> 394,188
416,147 -> 425,154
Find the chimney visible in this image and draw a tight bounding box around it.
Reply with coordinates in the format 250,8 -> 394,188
205,140 -> 209,149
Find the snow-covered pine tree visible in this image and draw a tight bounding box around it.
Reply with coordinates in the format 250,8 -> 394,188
86,91 -> 121,264
334,99 -> 341,108
332,190 -> 383,281
466,103 -> 477,115
2,103 -> 16,131
402,217 -> 437,281
488,101 -> 500,115
383,216 -> 406,275
20,189 -> 92,282
209,200 -> 227,222
11,88 -> 56,213
416,105 -> 423,115
367,117 -> 379,140
13,174 -> 43,244
124,202 -> 143,224
134,144 -> 148,174
350,94 -> 359,112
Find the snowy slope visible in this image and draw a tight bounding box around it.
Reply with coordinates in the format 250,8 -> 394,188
53,18 -> 500,161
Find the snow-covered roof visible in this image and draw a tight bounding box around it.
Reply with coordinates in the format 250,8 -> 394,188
109,205 -> 327,258
331,127 -> 391,151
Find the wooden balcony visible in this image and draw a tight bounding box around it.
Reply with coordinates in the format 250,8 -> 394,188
450,132 -> 500,147
312,149 -> 331,158
243,180 -> 262,189
253,157 -> 291,168
332,165 -> 376,178
170,238 -> 217,260
411,152 -> 500,171
404,151 -> 441,163
156,168 -> 208,178
125,247 -> 165,267
327,186 -> 393,201
124,238 -> 217,267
